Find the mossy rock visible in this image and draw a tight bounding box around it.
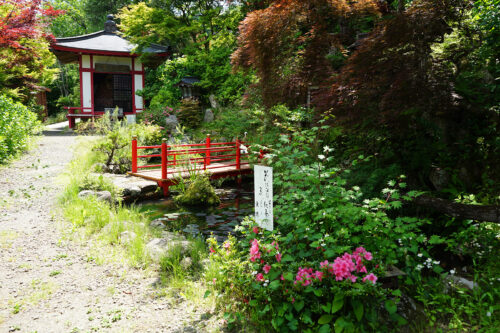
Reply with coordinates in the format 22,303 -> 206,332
178,98 -> 202,128
174,176 -> 221,207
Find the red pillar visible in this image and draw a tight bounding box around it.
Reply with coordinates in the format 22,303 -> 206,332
161,138 -> 168,180
206,134 -> 211,167
236,138 -> 241,170
131,135 -> 138,173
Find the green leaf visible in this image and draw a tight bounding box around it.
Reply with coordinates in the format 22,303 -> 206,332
390,313 -> 408,326
321,302 -> 332,314
429,235 -> 445,244
282,254 -> 294,262
313,288 -> 323,297
334,317 -> 348,333
272,317 -> 284,329
294,300 -> 304,312
318,324 -> 330,333
391,289 -> 402,297
269,280 -> 281,290
385,300 -> 397,314
249,300 -> 258,307
352,300 -> 364,321
332,293 -> 344,314
318,314 -> 333,325
203,290 -> 211,298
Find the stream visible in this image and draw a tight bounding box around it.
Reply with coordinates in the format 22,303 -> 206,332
138,185 -> 254,242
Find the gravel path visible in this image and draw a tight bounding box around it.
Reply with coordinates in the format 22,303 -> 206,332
0,127 -> 214,332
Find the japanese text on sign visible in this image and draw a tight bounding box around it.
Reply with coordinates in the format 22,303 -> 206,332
254,165 -> 273,231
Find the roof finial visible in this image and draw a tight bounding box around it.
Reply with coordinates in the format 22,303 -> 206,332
104,14 -> 117,33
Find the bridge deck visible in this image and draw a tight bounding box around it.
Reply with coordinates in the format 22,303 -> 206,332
128,161 -> 251,183
128,136 -> 253,196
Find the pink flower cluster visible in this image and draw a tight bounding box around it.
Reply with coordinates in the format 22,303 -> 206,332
296,247 -> 377,287
250,238 -> 283,284
250,239 -> 261,262
294,267 -> 324,286
318,247 -> 377,284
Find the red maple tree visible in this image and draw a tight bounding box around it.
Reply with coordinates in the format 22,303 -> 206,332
0,0 -> 63,50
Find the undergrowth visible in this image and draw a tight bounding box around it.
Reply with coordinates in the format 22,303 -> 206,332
57,135 -> 218,316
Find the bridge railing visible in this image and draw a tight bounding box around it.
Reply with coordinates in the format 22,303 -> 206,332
131,135 -> 249,180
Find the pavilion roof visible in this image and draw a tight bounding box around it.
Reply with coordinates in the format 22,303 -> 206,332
54,31 -> 168,55
51,15 -> 169,65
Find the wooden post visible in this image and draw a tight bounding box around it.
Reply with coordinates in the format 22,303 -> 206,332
206,134 -> 211,167
236,138 -> 241,170
161,138 -> 168,181
131,135 -> 138,173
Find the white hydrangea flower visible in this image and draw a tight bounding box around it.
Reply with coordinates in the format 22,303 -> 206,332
318,154 -> 325,160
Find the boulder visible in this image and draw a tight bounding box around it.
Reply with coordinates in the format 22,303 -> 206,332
96,191 -> 112,203
150,218 -> 167,229
120,231 -> 137,244
180,257 -> 193,270
446,275 -> 477,290
77,190 -> 112,203
78,190 -> 96,198
99,173 -> 158,199
165,114 -> 179,130
203,109 -> 214,123
209,94 -> 218,109
146,237 -> 191,262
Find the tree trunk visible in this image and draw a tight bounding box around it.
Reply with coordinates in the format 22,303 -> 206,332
412,195 -> 500,223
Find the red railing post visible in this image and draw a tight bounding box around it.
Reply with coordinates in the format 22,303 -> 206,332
236,138 -> 241,170
161,138 -> 168,180
206,134 -> 211,167
132,135 -> 138,173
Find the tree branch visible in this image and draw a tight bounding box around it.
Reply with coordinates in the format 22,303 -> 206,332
412,195 -> 500,223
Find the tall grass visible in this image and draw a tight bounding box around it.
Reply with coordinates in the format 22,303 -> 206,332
59,138 -> 156,266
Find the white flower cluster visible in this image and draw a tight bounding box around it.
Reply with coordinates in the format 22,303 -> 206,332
415,255 -> 440,271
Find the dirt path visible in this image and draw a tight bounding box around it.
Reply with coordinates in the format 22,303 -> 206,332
0,127 -> 212,332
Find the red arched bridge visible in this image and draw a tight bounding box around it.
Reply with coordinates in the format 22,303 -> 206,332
128,135 -> 252,196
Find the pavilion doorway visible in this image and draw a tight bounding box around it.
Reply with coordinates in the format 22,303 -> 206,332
93,73 -> 133,114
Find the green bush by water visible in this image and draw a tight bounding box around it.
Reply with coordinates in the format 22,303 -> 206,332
174,175 -> 221,207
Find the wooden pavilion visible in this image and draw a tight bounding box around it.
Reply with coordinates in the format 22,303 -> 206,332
51,15 -> 169,128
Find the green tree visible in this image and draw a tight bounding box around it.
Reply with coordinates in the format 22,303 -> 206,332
118,1 -> 251,107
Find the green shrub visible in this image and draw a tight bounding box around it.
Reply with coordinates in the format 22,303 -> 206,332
206,125 -> 500,331
78,115 -> 163,174
174,174 -> 220,207
0,95 -> 41,163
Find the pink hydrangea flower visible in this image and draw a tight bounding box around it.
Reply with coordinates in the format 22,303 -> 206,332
363,273 -> 378,284
256,273 -> 264,282
314,270 -> 324,281
295,267 -> 314,286
263,264 -> 271,274
275,253 -> 282,263
252,226 -> 259,234
280,274 -> 284,281
320,260 -> 329,268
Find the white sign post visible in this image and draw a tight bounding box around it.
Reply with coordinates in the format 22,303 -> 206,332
254,165 -> 273,231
